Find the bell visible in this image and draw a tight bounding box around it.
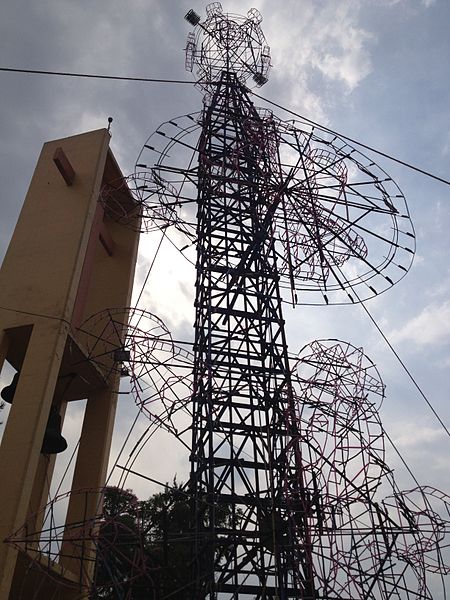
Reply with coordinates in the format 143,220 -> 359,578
41,406 -> 68,454
0,372 -> 20,404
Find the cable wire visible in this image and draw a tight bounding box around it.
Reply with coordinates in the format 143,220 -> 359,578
358,295 -> 450,439
135,227 -> 168,306
1,65 -> 448,186
252,90 -> 450,187
384,429 -> 421,488
0,66 -> 196,85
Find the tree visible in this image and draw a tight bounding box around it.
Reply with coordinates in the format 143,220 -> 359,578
92,481 -> 236,599
92,486 -> 153,599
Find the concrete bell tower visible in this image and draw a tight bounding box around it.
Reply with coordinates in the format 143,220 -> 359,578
0,129 -> 140,598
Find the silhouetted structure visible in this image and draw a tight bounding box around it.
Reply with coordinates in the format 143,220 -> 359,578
132,4 -> 448,598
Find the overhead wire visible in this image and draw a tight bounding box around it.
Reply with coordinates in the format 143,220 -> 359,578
383,429 -> 421,488
0,66 -> 196,85
1,65 -> 449,186
251,90 -> 450,187
135,226 -> 168,306
357,295 -> 450,439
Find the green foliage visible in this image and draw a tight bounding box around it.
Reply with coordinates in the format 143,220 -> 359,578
92,481 -> 241,598
92,481 -> 193,599
101,486 -> 138,518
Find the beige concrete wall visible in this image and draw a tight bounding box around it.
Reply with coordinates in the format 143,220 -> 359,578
0,129 -> 111,322
0,129 -> 140,599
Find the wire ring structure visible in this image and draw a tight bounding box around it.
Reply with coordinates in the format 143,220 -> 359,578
282,339 -> 443,599
100,172 -> 197,237
76,307 -> 175,382
135,108 -> 415,305
283,339 -> 386,594
185,3 -> 271,92
287,498 -> 430,600
77,308 -> 193,426
273,123 -> 415,305
286,339 -> 387,506
383,486 -> 450,575
5,488 -> 157,599
129,342 -> 193,437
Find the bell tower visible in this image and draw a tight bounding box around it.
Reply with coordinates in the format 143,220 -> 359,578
0,129 -> 140,598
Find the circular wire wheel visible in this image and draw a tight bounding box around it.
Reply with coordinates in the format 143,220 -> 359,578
184,3 -> 271,91
134,107 -> 415,305
272,122 -> 415,304
383,486 -> 450,575
99,171 -> 196,236
129,341 -> 193,437
5,488 -> 156,599
286,339 -> 386,505
76,307 -> 175,383
77,308 -> 193,430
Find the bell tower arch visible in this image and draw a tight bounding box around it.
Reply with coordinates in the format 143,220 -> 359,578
0,128 -> 140,598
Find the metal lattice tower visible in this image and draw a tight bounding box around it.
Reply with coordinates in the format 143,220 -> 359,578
188,71 -> 308,597
80,3 -> 446,599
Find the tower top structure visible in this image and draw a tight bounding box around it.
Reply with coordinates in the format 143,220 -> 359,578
185,2 -> 271,91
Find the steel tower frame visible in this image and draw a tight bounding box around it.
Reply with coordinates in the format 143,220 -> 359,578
188,71 -> 309,598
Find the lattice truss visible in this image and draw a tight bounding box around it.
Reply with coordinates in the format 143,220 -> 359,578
122,4 -> 435,597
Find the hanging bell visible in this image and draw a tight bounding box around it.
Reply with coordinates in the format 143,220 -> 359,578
0,372 -> 19,404
41,405 -> 68,454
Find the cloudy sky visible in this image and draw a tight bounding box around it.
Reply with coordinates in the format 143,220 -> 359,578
0,0 -> 449,553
